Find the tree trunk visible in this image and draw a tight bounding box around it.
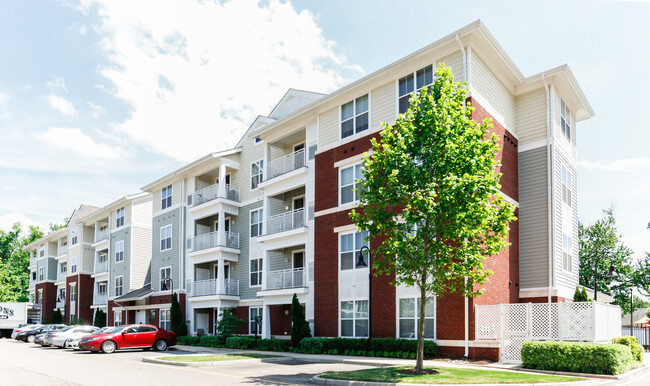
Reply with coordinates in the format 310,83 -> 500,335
416,282 -> 427,370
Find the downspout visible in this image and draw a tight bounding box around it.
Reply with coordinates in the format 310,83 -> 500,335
179,178 -> 185,314
542,75 -> 553,303
456,34 -> 470,359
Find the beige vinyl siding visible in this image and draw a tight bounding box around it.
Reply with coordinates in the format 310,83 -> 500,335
153,180 -> 182,212
554,149 -> 579,292
81,240 -> 94,273
370,83 -> 396,129
438,51 -> 465,83
471,53 -> 516,132
238,137 -> 264,204
515,88 -> 547,144
518,147 -> 550,289
130,225 -> 152,288
318,107 -> 339,150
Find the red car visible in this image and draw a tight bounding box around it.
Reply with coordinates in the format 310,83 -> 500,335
78,324 -> 176,353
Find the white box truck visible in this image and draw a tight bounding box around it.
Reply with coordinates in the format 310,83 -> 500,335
0,302 -> 40,338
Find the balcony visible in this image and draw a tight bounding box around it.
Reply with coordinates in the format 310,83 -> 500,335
192,183 -> 240,206
93,293 -> 108,305
192,231 -> 240,251
28,280 -> 35,290
94,260 -> 109,274
265,268 -> 305,290
95,229 -> 109,243
56,270 -> 66,284
57,245 -> 68,256
190,278 -> 239,297
267,148 -> 305,180
266,208 -> 305,234
55,300 -> 65,309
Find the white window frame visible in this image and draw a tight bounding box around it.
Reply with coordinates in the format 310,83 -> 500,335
560,98 -> 572,141
160,266 -> 171,291
162,185 -> 173,210
115,275 -> 124,297
249,307 -> 263,335
339,163 -> 364,205
563,233 -> 573,272
60,263 -> 66,273
250,257 -> 263,287
160,225 -> 172,251
37,289 -> 43,304
251,160 -> 264,190
340,94 -> 369,139
71,256 -> 77,273
116,207 -> 125,228
250,208 -> 263,238
340,300 -> 369,338
339,230 -> 369,271
159,309 -> 171,330
71,228 -> 78,245
70,283 -> 76,301
98,282 -> 107,295
38,267 -> 44,281
115,240 -> 124,263
39,244 -> 44,257
561,165 -> 572,207
397,297 -> 436,340
114,310 -> 122,326
397,64 -> 434,115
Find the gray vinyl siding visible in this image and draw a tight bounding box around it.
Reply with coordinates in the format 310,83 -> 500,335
47,258 -> 57,281
268,246 -> 303,272
110,226 -> 131,296
233,201 -> 262,300
152,207 -> 181,292
268,186 -> 305,216
518,147 -> 550,289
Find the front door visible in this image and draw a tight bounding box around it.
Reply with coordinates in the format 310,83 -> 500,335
294,143 -> 305,169
293,251 -> 305,287
135,310 -> 146,325
293,197 -> 305,227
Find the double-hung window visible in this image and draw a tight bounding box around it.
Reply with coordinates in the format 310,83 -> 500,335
341,94 -> 369,139
249,307 -> 263,335
115,276 -> 124,297
560,99 -> 572,141
39,244 -> 44,257
162,185 -> 172,210
563,233 -> 573,272
38,267 -> 44,281
561,165 -> 572,207
71,228 -> 78,245
160,225 -> 172,251
159,309 -> 170,330
340,164 -> 364,205
340,231 -> 369,270
70,283 -> 76,302
114,310 -> 122,326
116,207 -> 125,228
160,267 -> 171,290
399,297 -> 435,339
250,209 -> 263,237
340,300 -> 368,337
251,160 -> 263,189
115,241 -> 124,263
250,257 -> 262,287
398,65 -> 433,114
60,263 -> 66,273
71,256 -> 77,273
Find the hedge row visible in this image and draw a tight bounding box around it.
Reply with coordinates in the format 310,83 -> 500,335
176,336 -> 439,359
612,336 -> 644,363
521,341 -> 634,375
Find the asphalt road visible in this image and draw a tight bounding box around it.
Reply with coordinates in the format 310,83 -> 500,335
0,338 -> 373,385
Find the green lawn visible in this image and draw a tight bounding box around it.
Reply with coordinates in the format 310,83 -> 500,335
320,366 -> 587,384
156,354 -> 279,362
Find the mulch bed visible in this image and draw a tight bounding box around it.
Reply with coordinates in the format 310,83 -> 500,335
397,368 -> 440,375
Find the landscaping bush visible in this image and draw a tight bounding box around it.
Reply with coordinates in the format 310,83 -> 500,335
223,336 -> 291,351
300,337 -> 439,358
521,341 -> 634,375
177,336 -> 200,346
613,336 -> 644,363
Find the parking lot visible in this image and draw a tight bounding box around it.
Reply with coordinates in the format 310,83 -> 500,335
0,338 -> 373,385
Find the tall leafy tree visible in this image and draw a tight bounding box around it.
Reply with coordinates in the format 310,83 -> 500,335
351,64 -> 516,370
0,223 -> 43,301
170,292 -> 187,336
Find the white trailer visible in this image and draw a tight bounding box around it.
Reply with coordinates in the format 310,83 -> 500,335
0,302 -> 40,338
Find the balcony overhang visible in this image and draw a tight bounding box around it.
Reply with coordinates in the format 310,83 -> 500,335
188,296 -> 239,309
91,238 -> 109,250
91,271 -> 109,280
188,248 -> 239,264
55,254 -> 68,262
256,288 -> 308,304
257,227 -> 307,250
258,167 -> 308,196
90,304 -> 108,309
189,199 -> 240,220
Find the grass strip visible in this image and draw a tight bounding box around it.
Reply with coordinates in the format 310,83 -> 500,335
156,354 -> 279,362
320,366 -> 587,384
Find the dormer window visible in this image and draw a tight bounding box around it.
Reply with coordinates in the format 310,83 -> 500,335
71,228 -> 78,245
116,207 -> 125,228
162,185 -> 172,210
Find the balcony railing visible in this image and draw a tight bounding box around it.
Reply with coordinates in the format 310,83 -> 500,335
190,278 -> 239,297
55,300 -> 65,309
56,270 -> 66,283
95,260 -> 108,274
28,281 -> 35,290
93,293 -> 108,305
267,148 -> 306,180
192,231 -> 240,251
266,208 -> 305,234
95,229 -> 109,243
192,183 -> 240,207
265,268 -> 305,290
57,245 -> 68,256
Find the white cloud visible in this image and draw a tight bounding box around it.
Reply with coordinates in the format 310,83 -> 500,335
47,76 -> 68,91
0,212 -> 45,233
46,94 -> 77,116
578,157 -> 650,174
88,0 -> 362,162
35,127 -> 128,160
87,101 -> 105,118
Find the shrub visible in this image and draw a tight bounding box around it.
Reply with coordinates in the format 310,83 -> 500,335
215,307 -> 245,345
177,336 -> 200,345
223,336 -> 290,351
290,294 -> 311,348
522,341 -> 634,375
573,287 -> 589,302
71,318 -> 89,325
93,309 -> 106,328
299,337 -> 438,358
170,293 -> 187,337
613,336 -> 644,363
51,308 -> 63,324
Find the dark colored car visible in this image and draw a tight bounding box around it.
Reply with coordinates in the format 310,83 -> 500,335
78,324 -> 176,353
17,324 -> 66,343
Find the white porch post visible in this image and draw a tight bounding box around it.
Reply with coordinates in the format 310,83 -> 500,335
262,304 -> 271,339
262,249 -> 270,291
218,163 -> 227,198
216,208 -> 226,247
263,143 -> 270,182
216,258 -> 225,295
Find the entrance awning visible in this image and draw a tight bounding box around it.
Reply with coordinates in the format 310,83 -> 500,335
115,284 -> 153,302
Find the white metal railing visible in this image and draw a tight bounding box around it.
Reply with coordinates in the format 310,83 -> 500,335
56,270 -> 66,283
93,293 -> 108,305
265,268 -> 305,290
95,260 -> 108,274
192,183 -> 240,206
57,245 -> 68,256
266,208 -> 305,234
95,229 -> 109,243
192,231 -> 240,251
55,300 -> 65,309
267,148 -> 306,180
191,278 -> 239,297
28,280 -> 35,289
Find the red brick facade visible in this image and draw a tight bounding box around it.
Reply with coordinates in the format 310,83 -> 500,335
35,282 -> 56,323
65,274 -> 94,323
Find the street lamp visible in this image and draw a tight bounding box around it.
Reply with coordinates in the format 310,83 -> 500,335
593,256 -> 617,302
356,246 -> 371,353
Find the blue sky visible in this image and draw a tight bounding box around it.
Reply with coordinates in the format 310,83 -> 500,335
0,0 -> 648,262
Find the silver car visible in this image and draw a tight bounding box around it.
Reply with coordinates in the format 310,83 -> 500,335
49,326 -> 99,348
67,327 -> 112,350
11,324 -> 42,339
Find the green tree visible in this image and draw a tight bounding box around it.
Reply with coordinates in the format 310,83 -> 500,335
350,65 -> 516,370
290,293 -> 311,347
170,293 -> 187,336
573,286 -> 589,302
215,307 -> 245,344
0,223 -> 44,302
52,308 -> 63,324
94,309 -> 107,327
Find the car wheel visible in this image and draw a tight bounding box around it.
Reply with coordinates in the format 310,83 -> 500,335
101,340 -> 117,354
154,339 -> 168,351
27,335 -> 35,343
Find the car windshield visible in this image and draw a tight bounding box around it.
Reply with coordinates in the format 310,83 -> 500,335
93,327 -> 110,334
107,326 -> 126,333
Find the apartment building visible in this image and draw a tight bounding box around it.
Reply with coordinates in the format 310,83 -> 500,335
24,20 -> 593,360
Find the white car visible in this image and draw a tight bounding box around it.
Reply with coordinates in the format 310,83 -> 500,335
11,324 -> 42,339
49,326 -> 99,348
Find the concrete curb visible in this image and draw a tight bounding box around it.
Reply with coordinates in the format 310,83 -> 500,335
142,353 -> 289,367
310,375 -> 600,386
